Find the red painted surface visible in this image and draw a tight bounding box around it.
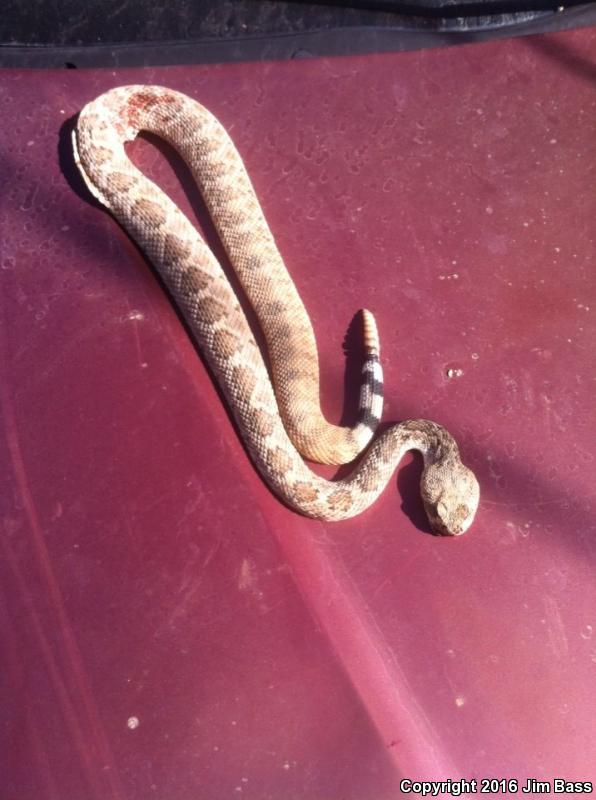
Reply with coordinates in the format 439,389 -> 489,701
1,27 -> 596,800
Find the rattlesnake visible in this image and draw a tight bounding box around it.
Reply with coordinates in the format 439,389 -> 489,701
73,85 -> 479,534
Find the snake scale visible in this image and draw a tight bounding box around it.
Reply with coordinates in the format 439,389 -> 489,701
73,85 -> 479,534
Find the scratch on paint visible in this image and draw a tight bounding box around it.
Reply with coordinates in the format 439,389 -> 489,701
543,595 -> 569,659
0,314 -> 127,800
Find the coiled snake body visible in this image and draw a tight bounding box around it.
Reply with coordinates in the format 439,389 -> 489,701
74,85 -> 479,535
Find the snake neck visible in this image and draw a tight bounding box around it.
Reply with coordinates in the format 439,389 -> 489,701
387,419 -> 460,468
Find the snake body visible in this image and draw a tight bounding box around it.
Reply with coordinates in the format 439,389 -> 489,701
74,85 -> 480,534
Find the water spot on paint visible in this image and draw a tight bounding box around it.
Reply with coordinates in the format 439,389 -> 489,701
446,367 -> 464,379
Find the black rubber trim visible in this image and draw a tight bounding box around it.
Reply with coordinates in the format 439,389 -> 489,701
288,0 -> 587,18
0,5 -> 594,68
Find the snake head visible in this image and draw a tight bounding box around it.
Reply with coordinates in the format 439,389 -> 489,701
420,460 -> 480,536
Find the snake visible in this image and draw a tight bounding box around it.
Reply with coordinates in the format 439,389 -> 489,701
73,85 -> 480,535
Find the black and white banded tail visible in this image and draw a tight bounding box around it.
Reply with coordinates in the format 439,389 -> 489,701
353,309 -> 384,450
